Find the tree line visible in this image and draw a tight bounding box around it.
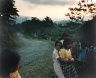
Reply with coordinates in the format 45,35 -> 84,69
0,0 -> 96,47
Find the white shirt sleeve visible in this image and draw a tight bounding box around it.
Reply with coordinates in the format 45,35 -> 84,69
53,51 -> 59,60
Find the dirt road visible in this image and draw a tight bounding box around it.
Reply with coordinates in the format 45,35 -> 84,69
16,33 -> 54,67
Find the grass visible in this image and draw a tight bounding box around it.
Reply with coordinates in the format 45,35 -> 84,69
19,52 -> 55,78
10,35 -> 23,48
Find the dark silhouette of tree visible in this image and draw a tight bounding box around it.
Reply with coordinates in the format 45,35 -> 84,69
21,17 -> 41,34
31,17 -> 41,28
0,0 -> 19,50
0,0 -> 19,24
82,16 -> 96,45
65,0 -> 96,24
17,16 -> 54,40
42,16 -> 53,27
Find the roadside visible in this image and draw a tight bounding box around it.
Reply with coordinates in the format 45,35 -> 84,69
16,33 -> 54,66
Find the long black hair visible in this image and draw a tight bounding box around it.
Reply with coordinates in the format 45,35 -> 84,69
0,49 -> 20,77
55,41 -> 62,47
63,38 -> 72,49
60,32 -> 69,40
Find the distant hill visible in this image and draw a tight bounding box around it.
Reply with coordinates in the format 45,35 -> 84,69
54,20 -> 70,26
16,16 -> 31,24
16,16 -> 70,25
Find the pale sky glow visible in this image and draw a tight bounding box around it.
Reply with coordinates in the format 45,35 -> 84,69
15,0 -> 96,21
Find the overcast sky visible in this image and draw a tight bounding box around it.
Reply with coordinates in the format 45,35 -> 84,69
15,0 -> 96,21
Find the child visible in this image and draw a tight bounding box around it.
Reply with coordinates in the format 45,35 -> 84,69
78,41 -> 87,68
52,41 -> 65,78
59,38 -> 78,78
0,49 -> 21,78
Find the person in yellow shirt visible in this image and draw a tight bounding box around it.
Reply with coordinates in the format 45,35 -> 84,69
0,49 -> 21,78
59,38 -> 78,78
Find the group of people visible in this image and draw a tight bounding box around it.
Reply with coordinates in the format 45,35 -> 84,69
1,32 -> 96,78
52,32 -> 96,78
52,32 -> 78,78
78,40 -> 96,70
0,49 -> 21,78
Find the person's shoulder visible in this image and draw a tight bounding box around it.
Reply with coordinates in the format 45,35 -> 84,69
53,49 -> 58,54
0,76 -> 2,78
10,70 -> 21,78
60,40 -> 64,43
53,49 -> 57,52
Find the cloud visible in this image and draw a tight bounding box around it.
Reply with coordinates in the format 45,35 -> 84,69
23,0 -> 77,6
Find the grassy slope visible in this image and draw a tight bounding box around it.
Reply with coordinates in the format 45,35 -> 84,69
19,52 -> 55,78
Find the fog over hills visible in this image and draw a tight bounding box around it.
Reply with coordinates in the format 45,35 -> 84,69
55,20 -> 70,25
16,16 -> 70,25
16,16 -> 31,24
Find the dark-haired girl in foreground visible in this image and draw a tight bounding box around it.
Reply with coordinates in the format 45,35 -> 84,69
0,49 -> 21,78
59,38 -> 78,78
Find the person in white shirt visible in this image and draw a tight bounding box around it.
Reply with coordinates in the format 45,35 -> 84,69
60,32 -> 69,45
52,41 -> 65,78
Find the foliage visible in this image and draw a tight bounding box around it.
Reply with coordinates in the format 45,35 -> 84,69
82,16 -> 96,45
65,0 -> 96,24
0,0 -> 19,24
15,16 -> 83,42
42,16 -> 53,28
0,0 -> 19,50
64,0 -> 96,46
15,16 -> 54,40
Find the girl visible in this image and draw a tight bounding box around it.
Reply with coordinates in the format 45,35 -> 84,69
59,38 -> 78,78
52,41 -> 65,78
0,49 -> 21,78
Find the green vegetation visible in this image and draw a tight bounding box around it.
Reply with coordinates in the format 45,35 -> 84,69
0,0 -> 19,24
65,0 -> 96,23
0,0 -> 19,49
15,17 -> 84,42
19,53 -> 55,78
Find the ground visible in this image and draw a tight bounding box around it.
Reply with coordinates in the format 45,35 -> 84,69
17,33 -> 96,78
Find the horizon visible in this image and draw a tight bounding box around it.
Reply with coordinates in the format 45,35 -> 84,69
15,0 -> 96,22
16,16 -> 71,24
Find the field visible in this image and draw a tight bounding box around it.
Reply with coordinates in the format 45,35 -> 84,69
19,53 -> 55,78
17,33 -> 55,78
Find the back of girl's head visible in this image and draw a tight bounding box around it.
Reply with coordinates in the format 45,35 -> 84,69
63,38 -> 72,49
55,41 -> 62,47
61,32 -> 69,39
0,49 -> 20,77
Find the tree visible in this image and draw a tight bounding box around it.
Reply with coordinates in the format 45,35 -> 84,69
65,0 -> 96,24
0,0 -> 19,24
42,16 -> 53,27
0,0 -> 19,50
82,16 -> 96,45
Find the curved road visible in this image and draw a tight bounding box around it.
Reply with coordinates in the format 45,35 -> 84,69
16,33 -> 54,67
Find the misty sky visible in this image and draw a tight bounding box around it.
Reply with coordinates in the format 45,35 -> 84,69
15,0 -> 96,21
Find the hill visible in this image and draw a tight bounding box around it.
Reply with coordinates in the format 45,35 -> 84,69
55,20 -> 70,26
